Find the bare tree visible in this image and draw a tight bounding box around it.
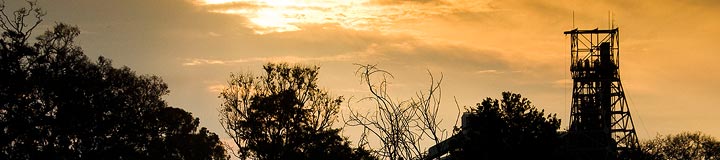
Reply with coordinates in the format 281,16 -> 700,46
345,64 -> 446,160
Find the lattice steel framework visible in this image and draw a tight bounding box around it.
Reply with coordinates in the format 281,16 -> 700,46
564,28 -> 640,159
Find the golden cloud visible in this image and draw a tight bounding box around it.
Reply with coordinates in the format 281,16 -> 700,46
192,0 -> 494,34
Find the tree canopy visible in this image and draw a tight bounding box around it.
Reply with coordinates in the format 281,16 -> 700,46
454,92 -> 562,159
0,2 -> 226,159
641,132 -> 720,160
219,63 -> 374,160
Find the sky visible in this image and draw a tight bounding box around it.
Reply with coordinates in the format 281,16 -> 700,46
12,0 -> 720,150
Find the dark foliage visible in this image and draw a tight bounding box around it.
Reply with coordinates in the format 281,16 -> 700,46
454,92 -> 562,159
0,2 -> 226,159
641,132 -> 720,160
220,63 -> 375,160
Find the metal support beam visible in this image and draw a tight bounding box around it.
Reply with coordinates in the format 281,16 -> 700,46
564,28 -> 640,160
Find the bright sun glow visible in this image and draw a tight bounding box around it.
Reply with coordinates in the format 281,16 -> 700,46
197,0 -> 374,34
200,0 -> 245,5
195,0 -> 492,34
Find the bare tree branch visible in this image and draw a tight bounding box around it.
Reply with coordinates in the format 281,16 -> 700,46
0,0 -> 44,43
345,64 -> 447,160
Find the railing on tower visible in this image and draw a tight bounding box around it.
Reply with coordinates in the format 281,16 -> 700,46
564,28 -> 640,160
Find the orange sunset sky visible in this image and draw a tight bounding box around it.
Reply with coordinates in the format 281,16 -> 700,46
14,0 -> 720,144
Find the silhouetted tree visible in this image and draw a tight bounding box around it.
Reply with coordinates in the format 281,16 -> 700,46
0,1 -> 226,159
641,132 -> 720,160
345,64 -> 446,160
454,92 -> 562,159
219,63 -> 374,160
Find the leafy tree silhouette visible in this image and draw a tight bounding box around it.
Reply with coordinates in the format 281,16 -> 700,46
641,132 -> 720,160
0,1 -> 226,159
453,92 -> 562,159
219,63 -> 374,160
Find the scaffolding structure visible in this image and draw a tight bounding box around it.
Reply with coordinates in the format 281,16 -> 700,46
564,28 -> 640,159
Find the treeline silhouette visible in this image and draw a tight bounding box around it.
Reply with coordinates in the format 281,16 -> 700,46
0,2 -> 225,159
452,92 -> 563,159
2,1 -> 719,160
219,63 -> 375,159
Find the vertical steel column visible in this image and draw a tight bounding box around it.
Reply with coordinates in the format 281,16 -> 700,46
564,28 -> 640,160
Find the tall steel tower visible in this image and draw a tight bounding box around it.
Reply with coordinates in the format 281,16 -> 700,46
564,28 -> 640,159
